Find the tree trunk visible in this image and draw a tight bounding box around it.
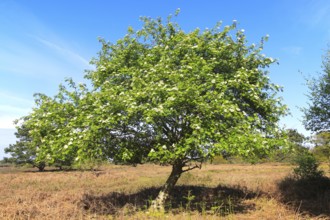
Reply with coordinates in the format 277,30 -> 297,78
150,161 -> 184,212
35,162 -> 45,172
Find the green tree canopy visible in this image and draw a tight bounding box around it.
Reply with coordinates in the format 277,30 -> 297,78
287,128 -> 305,146
4,116 -> 45,171
303,50 -> 330,133
311,131 -> 330,164
269,129 -> 307,162
12,79 -> 89,170
14,14 -> 287,210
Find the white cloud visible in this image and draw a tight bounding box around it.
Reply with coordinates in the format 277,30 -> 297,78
33,36 -> 92,69
297,1 -> 330,27
0,2 -> 92,82
0,115 -> 20,129
0,105 -> 31,128
0,92 -> 34,107
0,35 -> 90,80
0,93 -> 33,129
0,2 -> 93,128
282,46 -> 303,56
0,104 -> 31,115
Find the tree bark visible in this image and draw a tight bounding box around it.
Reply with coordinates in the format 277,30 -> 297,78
150,161 -> 184,212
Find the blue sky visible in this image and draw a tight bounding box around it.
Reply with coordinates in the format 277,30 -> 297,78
1,0 -> 330,136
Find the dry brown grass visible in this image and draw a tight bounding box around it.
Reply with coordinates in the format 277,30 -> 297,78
0,163 -> 329,219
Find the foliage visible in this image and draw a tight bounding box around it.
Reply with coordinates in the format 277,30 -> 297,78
287,129 -> 305,147
11,13 -> 287,208
286,129 -> 309,158
286,129 -> 308,159
293,152 -> 324,179
16,15 -> 286,167
4,116 -> 46,171
303,50 -> 330,133
311,131 -> 330,172
80,15 -> 287,166
267,129 -> 307,162
7,80 -> 92,170
27,80 -> 89,168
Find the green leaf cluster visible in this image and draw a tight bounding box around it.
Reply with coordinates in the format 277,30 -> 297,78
293,152 -> 324,179
10,15 -> 287,169
303,50 -> 330,132
4,116 -> 45,171
311,131 -> 330,166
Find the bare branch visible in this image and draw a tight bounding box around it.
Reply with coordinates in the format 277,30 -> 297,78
182,163 -> 202,173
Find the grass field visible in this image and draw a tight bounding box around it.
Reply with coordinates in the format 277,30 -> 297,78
0,163 -> 329,219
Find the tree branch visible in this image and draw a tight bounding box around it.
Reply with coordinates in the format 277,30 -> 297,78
182,163 -> 202,173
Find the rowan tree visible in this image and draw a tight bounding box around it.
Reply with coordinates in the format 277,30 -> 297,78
13,14 -> 287,210
80,15 -> 286,210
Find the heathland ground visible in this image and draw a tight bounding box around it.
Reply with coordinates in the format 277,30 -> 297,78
0,163 -> 329,219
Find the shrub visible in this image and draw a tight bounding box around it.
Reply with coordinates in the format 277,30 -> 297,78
293,153 -> 324,179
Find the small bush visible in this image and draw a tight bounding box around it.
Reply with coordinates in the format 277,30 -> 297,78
293,153 -> 324,179
279,153 -> 330,216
